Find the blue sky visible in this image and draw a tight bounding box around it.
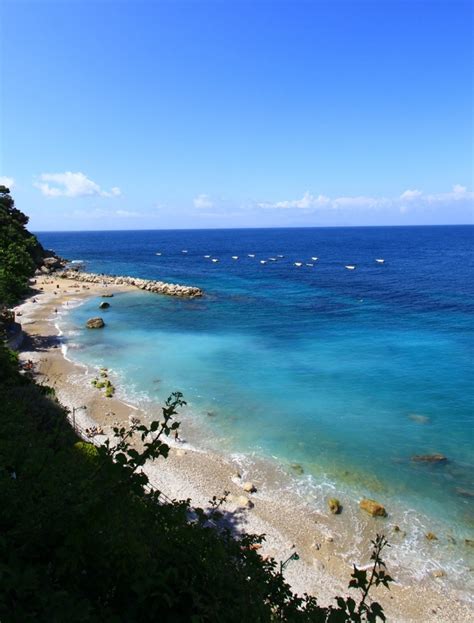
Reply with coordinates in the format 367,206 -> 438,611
1,0 -> 472,230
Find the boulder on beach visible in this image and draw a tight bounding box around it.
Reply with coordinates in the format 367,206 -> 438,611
411,453 -> 448,464
99,301 -> 110,309
86,317 -> 105,329
236,495 -> 254,509
359,498 -> 387,517
328,497 -> 342,514
242,482 -> 257,493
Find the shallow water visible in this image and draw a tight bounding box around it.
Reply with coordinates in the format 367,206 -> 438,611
39,225 -> 474,586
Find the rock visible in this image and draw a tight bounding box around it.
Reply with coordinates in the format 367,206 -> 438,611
290,463 -> 304,475
59,270 -> 203,298
99,301 -> 110,309
411,454 -> 448,464
328,497 -> 342,514
102,293 -> 114,297
425,532 -> 438,541
86,317 -> 105,329
242,482 -> 257,493
236,495 -> 254,509
359,498 -> 387,517
432,569 -> 445,578
43,256 -> 62,269
408,413 -> 430,424
465,539 -> 474,547
455,488 -> 474,498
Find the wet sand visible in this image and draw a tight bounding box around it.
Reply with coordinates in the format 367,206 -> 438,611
14,273 -> 474,622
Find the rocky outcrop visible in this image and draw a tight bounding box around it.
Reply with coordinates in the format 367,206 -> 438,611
59,270 -> 203,298
43,256 -> 64,269
86,317 -> 105,329
35,253 -> 68,275
359,498 -> 387,517
411,454 -> 448,464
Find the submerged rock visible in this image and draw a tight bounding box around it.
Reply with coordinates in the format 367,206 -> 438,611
359,498 -> 387,517
411,454 -> 448,464
425,532 -> 438,541
290,463 -> 304,475
455,488 -> 474,498
408,413 -> 430,424
328,498 -> 342,514
86,317 -> 105,329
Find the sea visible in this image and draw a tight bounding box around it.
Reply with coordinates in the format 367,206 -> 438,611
37,225 -> 474,591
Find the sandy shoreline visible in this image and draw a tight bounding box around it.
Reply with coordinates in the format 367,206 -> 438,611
13,273 -> 473,622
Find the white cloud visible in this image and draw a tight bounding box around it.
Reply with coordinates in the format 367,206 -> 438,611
400,189 -> 422,200
35,171 -> 121,198
424,184 -> 473,203
333,195 -> 382,209
259,191 -> 330,210
0,176 -> 15,189
115,209 -> 138,217
193,194 -> 214,209
258,185 -> 473,212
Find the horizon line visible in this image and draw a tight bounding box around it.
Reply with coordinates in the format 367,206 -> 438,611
33,223 -> 474,234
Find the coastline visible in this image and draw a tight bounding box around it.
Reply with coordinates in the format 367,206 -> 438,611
14,273 -> 474,623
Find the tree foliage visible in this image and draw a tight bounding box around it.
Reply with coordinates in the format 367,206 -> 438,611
0,186 -> 45,305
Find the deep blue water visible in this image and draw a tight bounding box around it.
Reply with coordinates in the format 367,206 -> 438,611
38,226 -> 474,549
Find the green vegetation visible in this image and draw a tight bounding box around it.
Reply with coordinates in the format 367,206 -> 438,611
0,186 -> 45,306
91,369 -> 116,398
0,197 -> 393,620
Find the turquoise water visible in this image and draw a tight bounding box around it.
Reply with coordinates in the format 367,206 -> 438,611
39,226 -> 474,576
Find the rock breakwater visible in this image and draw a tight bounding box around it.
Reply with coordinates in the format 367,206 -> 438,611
58,270 -> 203,298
